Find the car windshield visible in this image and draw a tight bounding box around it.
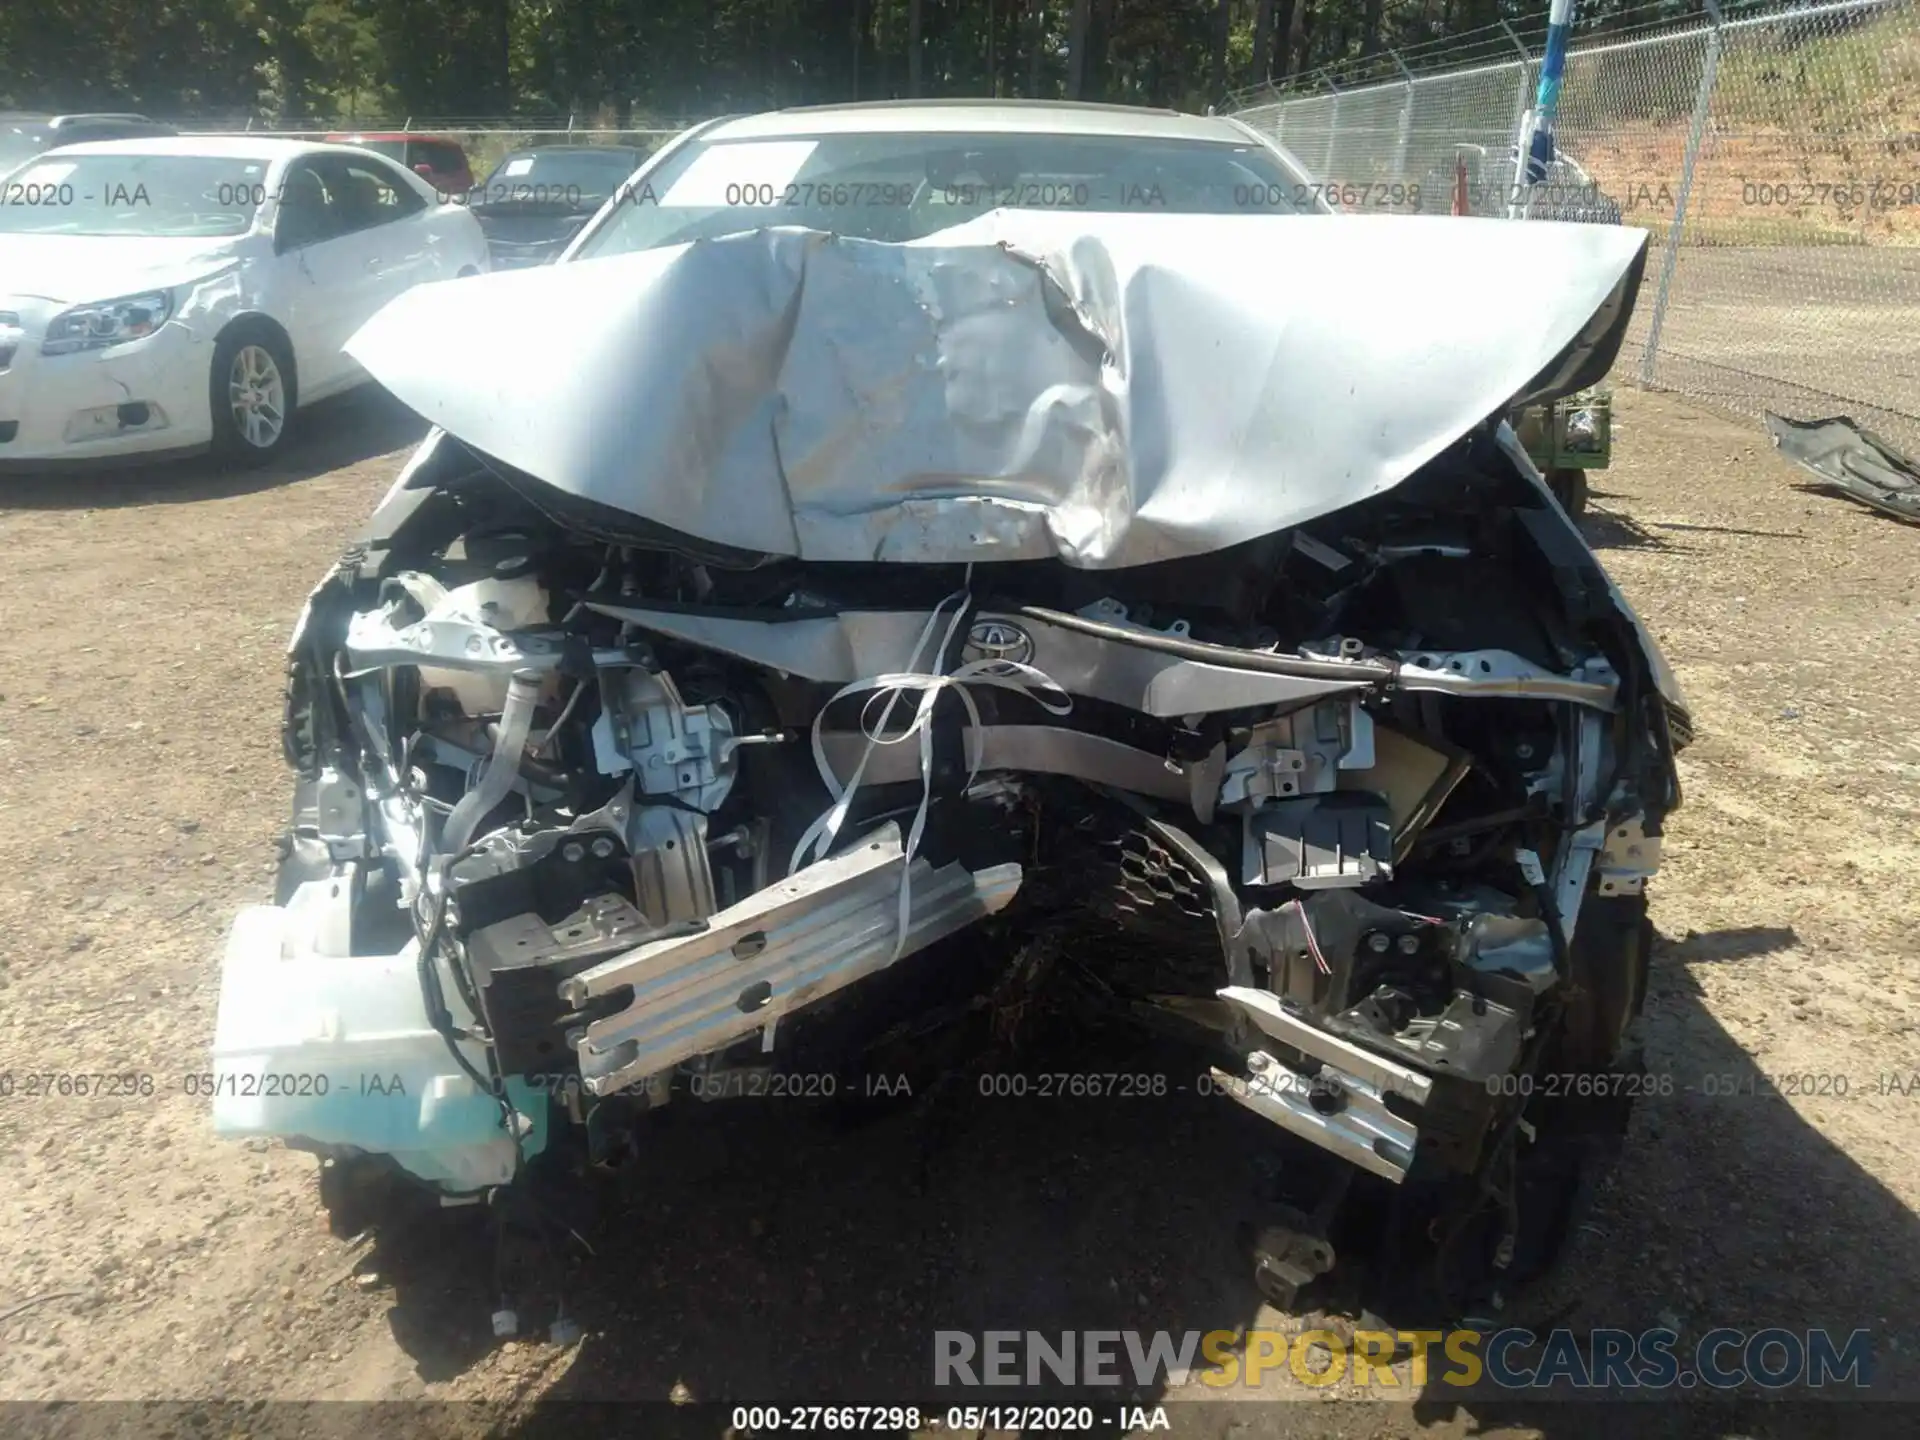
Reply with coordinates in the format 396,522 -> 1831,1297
476,150 -> 640,206
0,153 -> 270,237
0,121 -> 53,176
576,129 -> 1314,257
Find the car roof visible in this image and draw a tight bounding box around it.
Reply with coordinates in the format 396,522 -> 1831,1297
327,131 -> 465,144
31,136 -> 401,164
701,99 -> 1257,144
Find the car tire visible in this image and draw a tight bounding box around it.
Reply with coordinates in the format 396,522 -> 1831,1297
210,323 -> 298,466
1548,467 -> 1590,518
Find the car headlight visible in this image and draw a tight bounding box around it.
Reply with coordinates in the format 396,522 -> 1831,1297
41,291 -> 174,356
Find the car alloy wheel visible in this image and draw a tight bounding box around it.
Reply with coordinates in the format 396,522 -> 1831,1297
229,343 -> 287,450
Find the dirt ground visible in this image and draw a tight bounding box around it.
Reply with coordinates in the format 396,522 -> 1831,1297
1,385 -> 1917,1437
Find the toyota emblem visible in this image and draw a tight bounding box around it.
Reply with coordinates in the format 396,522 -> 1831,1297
964,618 -> 1035,673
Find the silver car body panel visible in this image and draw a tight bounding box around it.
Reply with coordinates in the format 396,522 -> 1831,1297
346,211 -> 1646,570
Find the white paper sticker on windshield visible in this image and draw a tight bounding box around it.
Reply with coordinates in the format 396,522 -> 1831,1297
15,161 -> 75,186
501,157 -> 535,177
657,141 -> 818,207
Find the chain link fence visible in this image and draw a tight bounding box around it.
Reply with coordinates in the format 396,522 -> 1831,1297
1231,0 -> 1920,453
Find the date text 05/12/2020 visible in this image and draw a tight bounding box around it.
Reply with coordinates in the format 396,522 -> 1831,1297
727,1406 -> 1170,1432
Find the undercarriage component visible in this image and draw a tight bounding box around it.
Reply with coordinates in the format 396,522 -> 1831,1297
1251,1225 -> 1338,1312
561,823 -> 1022,1096
1248,1168 -> 1353,1311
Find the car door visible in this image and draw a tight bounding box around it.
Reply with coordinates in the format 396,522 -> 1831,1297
321,153 -> 439,300
271,157 -> 381,397
273,155 -> 432,398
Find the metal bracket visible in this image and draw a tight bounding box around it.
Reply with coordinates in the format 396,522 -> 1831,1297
563,823 -> 1021,1096
1596,814 -> 1663,897
315,766 -> 368,860
1212,1051 -> 1421,1185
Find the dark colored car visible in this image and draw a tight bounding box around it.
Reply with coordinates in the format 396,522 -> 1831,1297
0,113 -> 178,174
465,145 -> 646,268
325,132 -> 475,198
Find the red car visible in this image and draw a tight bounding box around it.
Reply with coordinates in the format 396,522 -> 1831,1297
324,132 -> 474,197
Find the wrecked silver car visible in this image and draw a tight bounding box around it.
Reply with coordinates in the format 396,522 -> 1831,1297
212,105 -> 1688,1320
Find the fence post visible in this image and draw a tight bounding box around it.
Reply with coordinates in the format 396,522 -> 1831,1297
1498,19 -> 1533,199
1322,76 -> 1341,181
1640,0 -> 1723,386
1391,51 -> 1415,187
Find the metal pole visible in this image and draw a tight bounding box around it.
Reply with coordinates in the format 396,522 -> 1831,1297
1510,0 -> 1574,220
1640,0 -> 1722,385
1391,51 -> 1415,193
1499,20 -> 1534,208
1322,76 -> 1340,183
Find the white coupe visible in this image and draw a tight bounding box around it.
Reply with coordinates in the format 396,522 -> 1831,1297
0,136 -> 489,467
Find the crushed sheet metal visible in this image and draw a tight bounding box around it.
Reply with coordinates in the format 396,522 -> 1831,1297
1494,420 -> 1689,722
562,822 -> 1021,1096
1765,412 -> 1920,524
346,213 -> 1646,569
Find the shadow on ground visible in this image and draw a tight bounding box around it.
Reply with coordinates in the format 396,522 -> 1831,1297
0,387 -> 424,511
1580,492 -> 1677,553
341,917 -> 1915,1436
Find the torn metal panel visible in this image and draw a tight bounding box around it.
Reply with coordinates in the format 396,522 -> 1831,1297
346,214 -> 1647,570
1765,411 -> 1920,524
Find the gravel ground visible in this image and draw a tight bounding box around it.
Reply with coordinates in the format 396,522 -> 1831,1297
0,385 -> 1916,1436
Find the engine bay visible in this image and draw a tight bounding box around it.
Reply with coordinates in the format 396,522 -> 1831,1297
220,414 -> 1686,1318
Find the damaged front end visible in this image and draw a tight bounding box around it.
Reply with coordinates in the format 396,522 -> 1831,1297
215,214 -> 1687,1316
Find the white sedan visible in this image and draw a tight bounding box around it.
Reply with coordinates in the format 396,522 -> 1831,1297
0,136 -> 488,468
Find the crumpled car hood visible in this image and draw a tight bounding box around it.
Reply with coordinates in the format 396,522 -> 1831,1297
346,211 -> 1646,569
